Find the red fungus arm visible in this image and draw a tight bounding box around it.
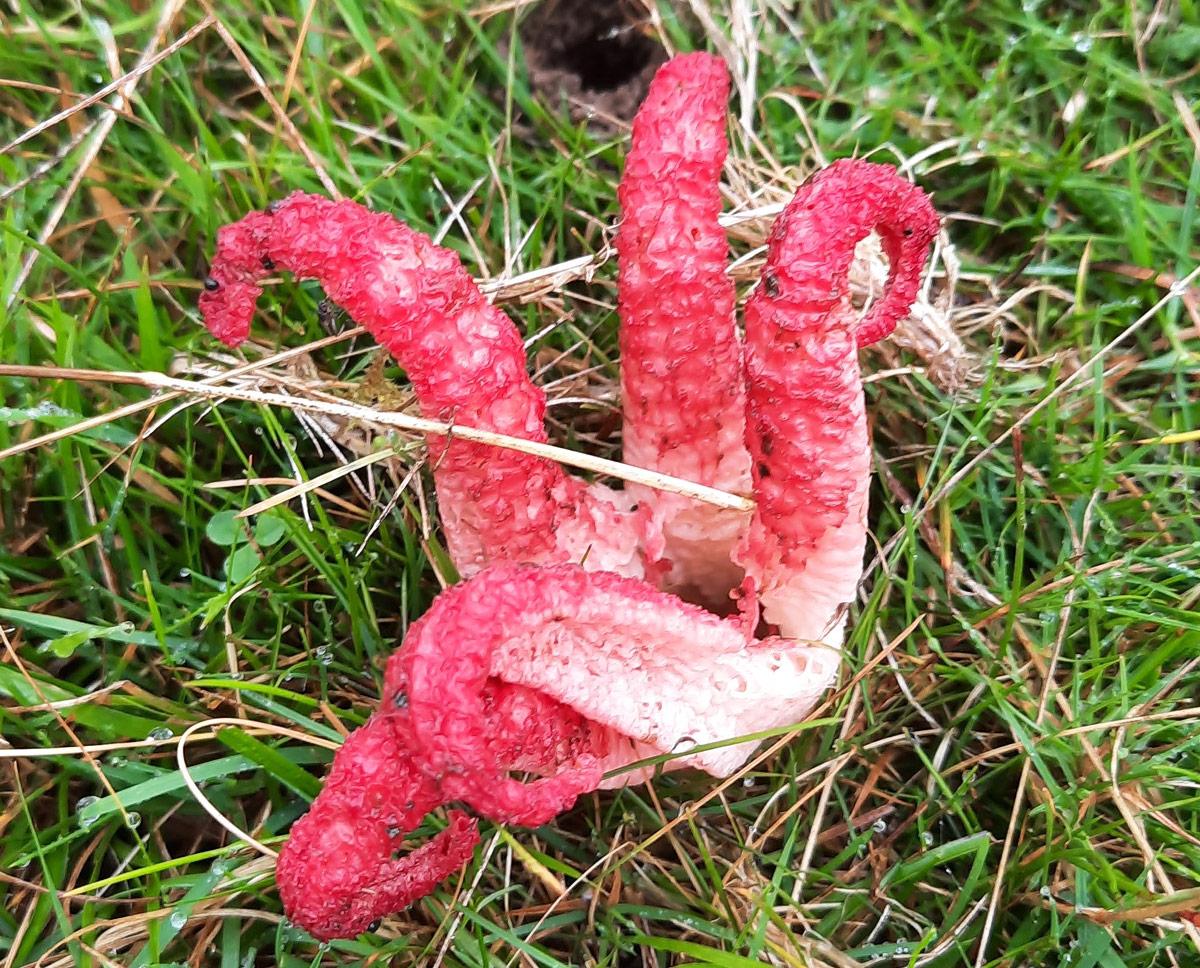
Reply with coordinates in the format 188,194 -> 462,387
277,663 -> 615,939
199,194 -> 644,578
274,714 -> 480,941
617,53 -> 752,605
394,563 -> 834,783
736,159 -> 939,641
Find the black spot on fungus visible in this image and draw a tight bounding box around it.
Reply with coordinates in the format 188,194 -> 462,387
261,255 -> 275,270
367,919 -> 382,932
763,273 -> 780,298
393,689 -> 409,709
757,462 -> 771,479
203,276 -> 219,292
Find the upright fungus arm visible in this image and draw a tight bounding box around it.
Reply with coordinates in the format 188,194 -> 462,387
617,52 -> 752,605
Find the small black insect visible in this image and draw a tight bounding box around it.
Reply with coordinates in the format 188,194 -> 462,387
261,255 -> 275,271
763,272 -> 780,298
203,276 -> 219,292
317,298 -> 339,333
393,689 -> 409,709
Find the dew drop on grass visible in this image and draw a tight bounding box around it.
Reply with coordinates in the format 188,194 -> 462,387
125,811 -> 142,830
149,726 -> 174,741
314,646 -> 333,666
921,831 -> 934,847
1072,32 -> 1093,53
169,909 -> 188,930
76,795 -> 100,827
872,818 -> 887,833
179,568 -> 191,579
1040,885 -> 1052,897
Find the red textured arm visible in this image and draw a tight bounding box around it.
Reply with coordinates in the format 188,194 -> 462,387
735,159 -> 939,642
393,562 -> 835,784
274,714 -> 480,941
616,53 -> 752,606
276,556 -> 848,939
199,194 -> 645,577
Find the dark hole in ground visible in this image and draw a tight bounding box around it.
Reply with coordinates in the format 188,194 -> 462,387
520,0 -> 668,125
552,19 -> 659,92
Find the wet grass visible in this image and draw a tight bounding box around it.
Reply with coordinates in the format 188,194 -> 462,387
2,1 -> 1199,966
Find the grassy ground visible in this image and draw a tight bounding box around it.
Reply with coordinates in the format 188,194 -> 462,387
2,1 -> 1199,965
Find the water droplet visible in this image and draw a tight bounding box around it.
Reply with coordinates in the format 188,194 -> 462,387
179,568 -> 191,579
169,909 -> 188,929
895,944 -> 911,955
1040,885 -> 1052,897
77,795 -> 100,827
212,857 -> 234,876
125,811 -> 142,829
314,646 -> 333,666
253,426 -> 264,436
1072,32 -> 1093,53
108,755 -> 127,768
149,726 -> 174,741
921,831 -> 934,847
872,818 -> 887,833
742,777 -> 755,788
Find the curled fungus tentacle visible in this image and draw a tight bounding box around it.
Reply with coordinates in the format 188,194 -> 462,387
201,194 -> 646,579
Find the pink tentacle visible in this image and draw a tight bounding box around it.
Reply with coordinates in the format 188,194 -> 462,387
617,53 -> 752,607
394,563 -> 833,783
199,194 -> 645,578
274,714 -> 480,941
277,663 -> 614,939
735,159 -> 939,641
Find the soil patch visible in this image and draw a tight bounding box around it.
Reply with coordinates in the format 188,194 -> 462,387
520,0 -> 668,126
